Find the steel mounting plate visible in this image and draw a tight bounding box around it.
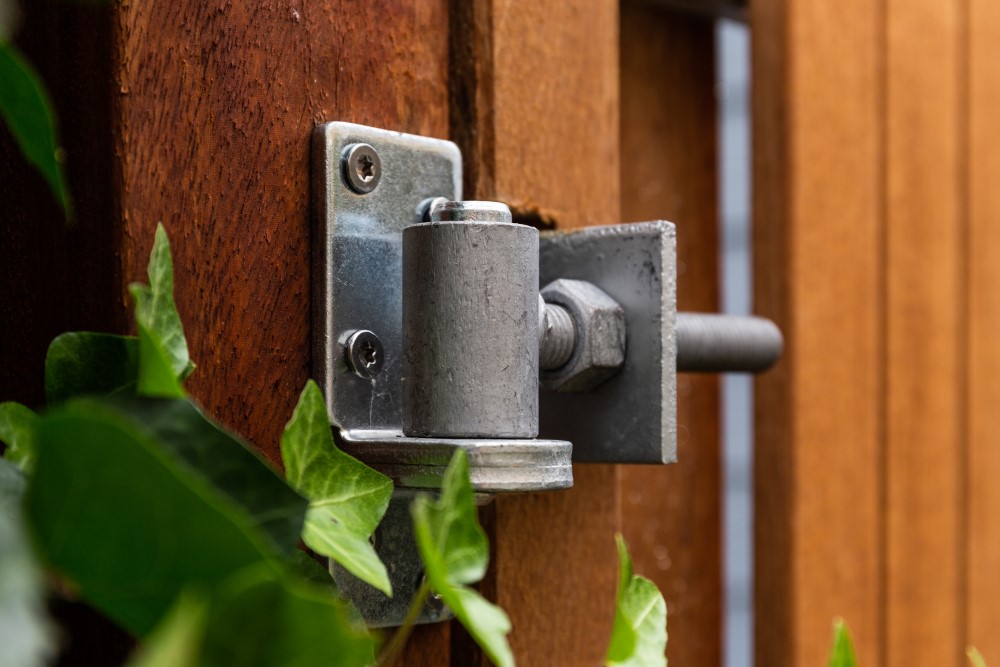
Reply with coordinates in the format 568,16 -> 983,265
312,121 -> 462,437
539,221 -> 678,463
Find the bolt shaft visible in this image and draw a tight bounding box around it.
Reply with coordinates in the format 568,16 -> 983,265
675,313 -> 783,373
539,303 -> 576,370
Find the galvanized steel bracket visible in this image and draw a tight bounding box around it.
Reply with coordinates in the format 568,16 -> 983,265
312,121 -> 780,627
539,223 -> 678,463
312,121 -> 574,493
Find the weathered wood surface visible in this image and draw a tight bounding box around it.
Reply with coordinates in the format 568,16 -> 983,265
619,6 -> 722,667
885,0 -> 965,663
450,0 -> 622,663
112,2 -> 452,662
968,0 -> 1000,660
752,0 -> 884,665
755,0 -> 988,664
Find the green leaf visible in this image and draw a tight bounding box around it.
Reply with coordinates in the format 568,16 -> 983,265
128,565 -> 374,667
283,550 -> 339,595
104,396 -> 307,557
605,535 -> 667,667
411,450 -> 513,667
126,593 -> 207,667
826,620 -> 859,667
45,332 -> 140,404
0,43 -> 71,216
0,460 -> 55,667
135,324 -> 185,398
197,563 -> 374,667
280,380 -> 393,596
26,398 -> 278,636
969,647 -> 989,667
0,402 -> 38,474
129,223 -> 194,383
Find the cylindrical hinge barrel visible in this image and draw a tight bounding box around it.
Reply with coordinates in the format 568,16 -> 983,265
675,312 -> 783,373
402,202 -> 539,438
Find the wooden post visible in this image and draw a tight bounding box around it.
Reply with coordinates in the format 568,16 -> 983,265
619,5 -> 722,666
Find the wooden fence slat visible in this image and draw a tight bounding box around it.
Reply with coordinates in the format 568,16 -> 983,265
113,3 -> 452,662
450,0 -> 621,663
619,6 -> 722,667
752,1 -> 884,665
968,0 -> 1000,659
884,0 -> 966,664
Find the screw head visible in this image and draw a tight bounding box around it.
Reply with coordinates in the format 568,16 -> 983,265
342,143 -> 381,194
344,329 -> 384,379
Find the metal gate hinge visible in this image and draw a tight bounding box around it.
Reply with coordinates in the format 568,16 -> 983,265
311,121 -> 782,626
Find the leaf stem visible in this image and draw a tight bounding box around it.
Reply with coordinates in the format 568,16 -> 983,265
374,579 -> 432,667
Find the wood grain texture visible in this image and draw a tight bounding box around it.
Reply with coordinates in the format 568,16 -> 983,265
111,1 -> 452,661
885,0 -> 966,664
968,0 -> 1000,659
619,6 -> 721,667
450,0 -> 621,663
752,1 -> 884,665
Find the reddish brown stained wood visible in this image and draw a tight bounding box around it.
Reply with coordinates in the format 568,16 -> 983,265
885,0 -> 965,664
968,0 -> 1000,659
619,6 -> 721,667
450,0 -> 621,664
752,0 -> 883,665
111,1 -> 452,661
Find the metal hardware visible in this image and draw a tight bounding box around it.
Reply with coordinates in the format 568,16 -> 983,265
313,121 -> 783,626
343,329 -> 385,379
313,123 -> 572,496
539,222 -> 678,463
539,279 -> 627,393
330,495 -> 449,628
538,301 -> 575,370
403,202 -> 538,438
341,143 -> 381,194
675,313 -> 782,373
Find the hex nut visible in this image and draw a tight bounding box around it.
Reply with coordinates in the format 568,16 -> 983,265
540,279 -> 626,393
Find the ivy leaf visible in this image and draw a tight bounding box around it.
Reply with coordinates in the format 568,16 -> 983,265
127,566 -> 375,667
26,398 -> 278,636
197,563 -> 375,667
44,332 -> 139,404
134,325 -> 185,398
826,620 -> 859,667
411,450 -> 514,667
129,223 -> 194,384
0,43 -> 71,216
103,397 -> 308,557
126,593 -> 206,667
280,381 -> 393,596
968,647 -> 988,667
0,402 -> 38,474
605,534 -> 667,667
0,459 -> 55,667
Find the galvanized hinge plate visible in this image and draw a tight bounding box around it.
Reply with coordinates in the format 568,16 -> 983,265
539,222 -> 678,463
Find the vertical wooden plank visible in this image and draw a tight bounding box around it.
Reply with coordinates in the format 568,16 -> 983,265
618,6 -> 721,667
112,2 -> 452,662
884,0 -> 966,664
450,0 -> 621,664
752,1 -> 884,665
968,0 -> 1000,659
